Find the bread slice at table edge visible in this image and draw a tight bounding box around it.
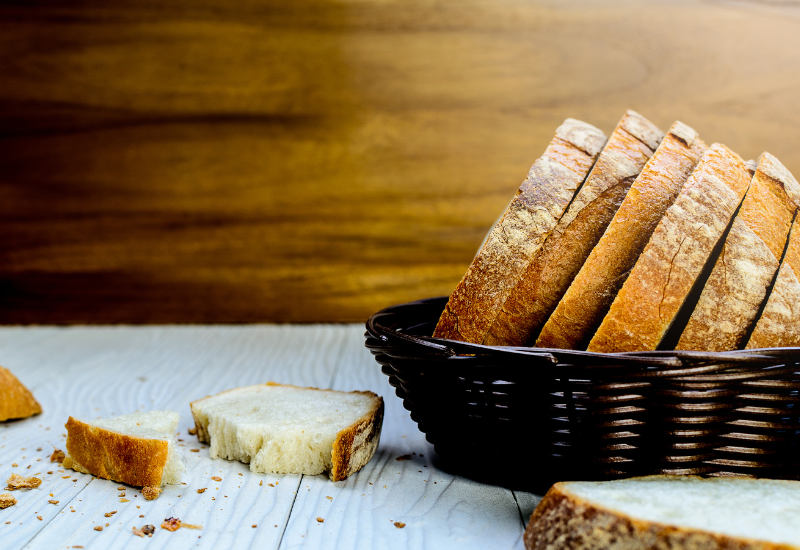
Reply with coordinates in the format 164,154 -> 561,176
64,416 -> 173,487
484,110 -> 662,346
0,365 -> 42,422
190,382 -> 384,482
432,118 -> 607,344
588,143 -> 752,353
676,151 -> 800,351
535,121 -> 707,350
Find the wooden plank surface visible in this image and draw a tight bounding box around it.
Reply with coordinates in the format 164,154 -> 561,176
3,0 -> 800,323
0,325 -> 537,549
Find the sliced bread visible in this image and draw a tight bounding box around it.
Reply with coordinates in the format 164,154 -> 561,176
190,383 -> 383,481
746,212 -> 800,348
0,366 -> 42,422
484,110 -> 663,346
64,410 -> 185,489
433,119 -> 607,343
524,476 -> 800,550
588,143 -> 752,352
676,152 -> 800,351
536,121 -> 708,350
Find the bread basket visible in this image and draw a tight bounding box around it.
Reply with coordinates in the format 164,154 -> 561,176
365,297 -> 800,492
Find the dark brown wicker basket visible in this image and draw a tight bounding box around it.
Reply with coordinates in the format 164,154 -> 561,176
365,297 -> 800,492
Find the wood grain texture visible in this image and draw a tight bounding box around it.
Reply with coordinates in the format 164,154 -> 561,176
0,325 -> 538,549
4,0 -> 800,322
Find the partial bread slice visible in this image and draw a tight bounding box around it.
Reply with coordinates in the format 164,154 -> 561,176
0,366 -> 42,422
676,152 -> 800,351
588,143 -> 751,352
524,476 -> 800,550
433,119 -> 607,343
746,213 -> 800,348
190,383 -> 383,481
485,110 -> 663,346
536,122 -> 707,350
64,410 -> 185,488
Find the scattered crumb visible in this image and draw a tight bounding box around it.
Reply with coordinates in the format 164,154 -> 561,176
316,517 -> 324,523
6,473 -> 42,490
211,476 -> 221,482
238,473 -> 242,476
259,480 -> 263,486
120,498 -> 130,503
132,525 -> 155,538
326,496 -> 332,500
188,427 -> 197,435
47,471 -> 53,475
61,476 -> 71,479
48,500 -> 59,505
94,526 -> 103,531
395,455 -> 412,462
117,487 -> 126,491
142,487 -> 161,501
50,450 -> 65,463
37,515 -> 43,520
197,488 -> 206,494
104,511 -> 117,517
139,514 -> 144,518
394,522 -> 406,529
252,524 -> 257,528
161,517 -> 202,531
190,449 -> 199,453
267,483 -> 274,488
37,447 -> 42,452
12,464 -> 17,467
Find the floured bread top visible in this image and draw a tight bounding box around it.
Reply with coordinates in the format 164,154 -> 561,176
564,476 -> 800,546
191,384 -> 379,476
555,118 -> 606,156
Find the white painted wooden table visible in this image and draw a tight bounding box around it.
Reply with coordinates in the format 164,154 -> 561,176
0,325 -> 542,549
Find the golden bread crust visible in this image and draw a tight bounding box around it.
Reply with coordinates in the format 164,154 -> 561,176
0,365 -> 42,422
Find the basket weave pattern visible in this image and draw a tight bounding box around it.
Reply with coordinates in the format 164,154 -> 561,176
365,297 -> 800,489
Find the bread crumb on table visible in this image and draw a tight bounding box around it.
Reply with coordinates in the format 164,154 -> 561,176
48,500 -> 59,505
211,476 -> 221,482
50,450 -> 65,463
132,525 -> 155,538
120,498 -> 130,503
161,517 -> 202,531
197,488 -> 206,494
94,526 -> 103,532
394,522 -> 406,529
6,473 -> 42,490
104,511 -> 117,517
142,487 -> 161,501
316,517 -> 324,523
37,515 -> 43,520
188,428 -> 197,435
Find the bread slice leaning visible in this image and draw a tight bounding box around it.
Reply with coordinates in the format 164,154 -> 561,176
0,366 -> 42,422
484,110 -> 663,346
433,119 -> 607,343
525,476 -> 800,550
747,212 -> 800,348
536,122 -> 708,350
588,143 -> 752,352
190,383 -> 383,482
676,152 -> 800,351
64,410 -> 185,489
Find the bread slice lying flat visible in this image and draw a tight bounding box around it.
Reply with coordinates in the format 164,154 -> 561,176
64,410 -> 185,488
433,118 -> 607,343
485,110 -> 663,346
588,143 -> 751,352
190,383 -> 383,481
747,213 -> 800,348
677,152 -> 800,351
525,476 -> 800,550
0,366 -> 42,422
536,122 -> 707,350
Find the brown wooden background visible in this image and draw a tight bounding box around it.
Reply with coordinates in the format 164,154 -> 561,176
2,0 -> 800,323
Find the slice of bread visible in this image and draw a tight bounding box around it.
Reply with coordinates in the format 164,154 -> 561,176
524,476 -> 800,550
746,213 -> 800,348
588,143 -> 752,352
676,152 -> 800,351
433,119 -> 607,343
484,111 -> 663,346
64,410 -> 185,489
0,366 -> 42,422
536,121 -> 708,350
190,383 -> 383,481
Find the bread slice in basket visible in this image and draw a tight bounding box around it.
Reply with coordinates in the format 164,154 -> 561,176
64,410 -> 185,491
433,119 -> 607,343
0,365 -> 42,422
190,383 -> 383,481
676,152 -> 800,351
746,212 -> 800,348
536,121 -> 708,350
588,143 -> 752,352
484,110 -> 663,346
524,476 -> 800,550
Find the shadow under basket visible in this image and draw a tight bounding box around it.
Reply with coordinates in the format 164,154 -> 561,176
365,297 -> 800,493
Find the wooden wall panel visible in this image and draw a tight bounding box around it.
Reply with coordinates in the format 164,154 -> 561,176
2,0 -> 800,323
